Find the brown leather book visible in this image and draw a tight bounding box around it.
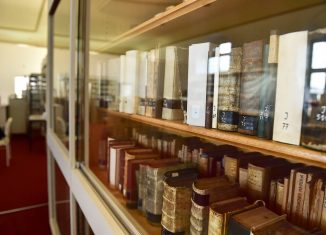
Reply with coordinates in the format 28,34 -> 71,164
123,149 -> 159,197
238,40 -> 265,136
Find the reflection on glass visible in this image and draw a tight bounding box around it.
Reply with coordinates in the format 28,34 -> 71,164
312,41 -> 326,69
310,72 -> 326,95
53,0 -> 70,148
55,161 -> 70,235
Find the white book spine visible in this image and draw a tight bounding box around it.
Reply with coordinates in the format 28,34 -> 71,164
187,42 -> 216,127
124,50 -> 140,114
273,31 -> 308,145
212,47 -> 220,129
119,55 -> 126,112
109,148 -> 117,186
138,51 -> 148,115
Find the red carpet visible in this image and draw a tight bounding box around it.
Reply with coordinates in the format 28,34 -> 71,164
0,135 -> 51,235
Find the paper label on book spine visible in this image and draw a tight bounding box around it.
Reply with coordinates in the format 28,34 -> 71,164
268,34 -> 279,64
248,168 -> 263,192
208,210 -> 223,235
224,157 -> 238,183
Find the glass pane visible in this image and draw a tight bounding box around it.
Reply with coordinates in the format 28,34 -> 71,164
55,161 -> 71,235
53,0 -> 70,148
312,41 -> 326,69
76,202 -> 95,235
77,1 -> 326,234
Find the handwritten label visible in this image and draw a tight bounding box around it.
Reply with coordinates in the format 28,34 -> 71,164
316,106 -> 326,122
259,104 -> 273,120
248,168 -> 263,192
282,111 -> 289,130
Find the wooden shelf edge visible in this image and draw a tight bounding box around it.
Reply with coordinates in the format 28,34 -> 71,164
102,109 -> 326,167
98,0 -> 216,52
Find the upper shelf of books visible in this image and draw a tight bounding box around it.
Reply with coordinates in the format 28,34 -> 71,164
96,0 -> 326,53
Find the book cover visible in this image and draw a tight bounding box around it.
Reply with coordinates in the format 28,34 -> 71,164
187,42 -> 216,127
137,51 -> 148,115
162,46 -> 189,121
273,31 -> 308,145
145,47 -> 166,118
238,40 -> 265,136
217,46 -> 242,131
123,50 -> 140,114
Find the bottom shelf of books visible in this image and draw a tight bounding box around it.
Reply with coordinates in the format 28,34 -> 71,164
87,115 -> 326,235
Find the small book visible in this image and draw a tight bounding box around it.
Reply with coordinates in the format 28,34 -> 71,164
273,31 -> 308,145
187,42 -> 217,127
238,40 -> 265,136
252,217 -> 311,235
145,48 -> 166,118
208,197 -> 256,235
162,46 -> 188,121
145,162 -> 194,223
161,168 -> 198,234
227,206 -> 285,235
191,177 -> 240,233
137,51 -> 148,115
217,46 -> 242,131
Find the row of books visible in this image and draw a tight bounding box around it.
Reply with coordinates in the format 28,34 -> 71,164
102,132 -> 326,234
101,28 -> 326,152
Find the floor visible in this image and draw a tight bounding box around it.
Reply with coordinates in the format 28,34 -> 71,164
0,135 -> 51,235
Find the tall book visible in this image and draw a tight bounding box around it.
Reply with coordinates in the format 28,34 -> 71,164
217,46 -> 242,131
162,46 -> 189,121
145,48 -> 166,118
137,51 -> 148,115
257,30 -> 279,139
273,31 -> 308,145
301,30 -> 326,151
187,42 -> 216,127
119,55 -> 126,112
212,47 -> 220,129
238,40 -> 265,136
205,50 -> 218,128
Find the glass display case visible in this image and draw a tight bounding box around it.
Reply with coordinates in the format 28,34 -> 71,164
47,0 -> 326,235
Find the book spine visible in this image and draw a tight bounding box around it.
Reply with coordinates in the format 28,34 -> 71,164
217,47 -> 242,131
247,164 -> 265,202
286,169 -> 296,217
238,40 -> 264,136
291,171 -> 307,223
119,55 -> 126,112
273,31 -> 308,145
320,187 -> 326,233
269,179 -> 277,211
187,43 -> 216,127
282,177 -> 289,214
208,209 -> 224,235
109,148 -> 117,187
275,179 -> 284,214
205,50 -> 217,129
212,47 -> 220,129
137,52 -> 148,115
257,31 -> 279,139
239,167 -> 248,191
224,156 -> 238,184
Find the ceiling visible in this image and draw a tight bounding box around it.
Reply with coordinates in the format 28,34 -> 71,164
0,0 -> 182,51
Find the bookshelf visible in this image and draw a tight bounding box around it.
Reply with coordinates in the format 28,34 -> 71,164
98,109 -> 326,168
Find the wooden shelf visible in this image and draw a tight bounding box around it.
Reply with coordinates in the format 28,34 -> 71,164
90,166 -> 162,235
100,109 -> 326,168
99,0 -> 326,54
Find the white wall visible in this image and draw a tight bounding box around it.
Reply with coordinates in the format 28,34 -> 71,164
0,42 -> 118,103
0,42 -> 46,105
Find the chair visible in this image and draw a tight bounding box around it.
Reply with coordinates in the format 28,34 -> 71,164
0,117 -> 13,167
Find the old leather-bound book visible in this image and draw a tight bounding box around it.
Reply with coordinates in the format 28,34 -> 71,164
162,46 -> 188,121
145,162 -> 194,223
161,168 -> 198,234
217,46 -> 242,132
123,150 -> 159,197
227,206 -> 285,235
208,197 -> 257,235
238,40 -> 265,136
145,47 -> 166,118
257,30 -> 279,139
137,51 -> 148,115
190,177 -> 240,234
